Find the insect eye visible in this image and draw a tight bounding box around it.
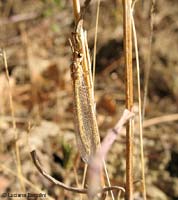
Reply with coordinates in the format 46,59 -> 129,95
78,53 -> 82,58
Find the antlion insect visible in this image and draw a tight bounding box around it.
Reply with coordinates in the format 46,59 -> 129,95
69,19 -> 116,200
69,19 -> 100,163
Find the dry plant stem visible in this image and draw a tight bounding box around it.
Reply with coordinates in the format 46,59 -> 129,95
30,150 -> 124,195
0,164 -> 54,200
80,164 -> 88,200
103,161 -> 115,200
2,49 -> 25,191
20,25 -> 41,121
88,109 -> 134,199
117,190 -> 122,200
92,0 -> 101,86
122,0 -> 134,199
142,114 -> 178,128
73,166 -> 80,187
2,113 -> 178,128
91,17 -> 116,196
142,0 -> 155,119
73,156 -> 83,199
131,8 -> 147,200
82,164 -> 88,188
92,2 -> 116,197
0,12 -> 40,25
73,0 -> 81,22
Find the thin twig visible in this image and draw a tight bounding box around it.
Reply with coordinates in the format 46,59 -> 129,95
81,164 -> 88,200
142,0 -> 155,119
143,113 -> 178,128
2,113 -> 178,129
103,161 -> 115,200
88,109 -> 134,199
131,4 -> 147,199
82,164 -> 88,188
0,12 -> 40,25
20,24 -> 41,121
30,150 -> 125,195
92,0 -> 101,87
2,49 -> 25,191
92,3 -> 117,199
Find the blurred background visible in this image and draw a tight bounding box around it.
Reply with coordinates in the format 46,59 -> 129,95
0,0 -> 178,199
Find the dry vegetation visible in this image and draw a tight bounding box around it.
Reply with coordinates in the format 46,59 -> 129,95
0,0 -> 178,200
